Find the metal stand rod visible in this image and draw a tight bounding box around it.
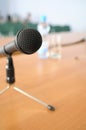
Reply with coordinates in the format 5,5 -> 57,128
13,86 -> 55,111
0,85 -> 9,94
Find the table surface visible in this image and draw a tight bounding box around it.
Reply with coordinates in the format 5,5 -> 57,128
0,36 -> 86,130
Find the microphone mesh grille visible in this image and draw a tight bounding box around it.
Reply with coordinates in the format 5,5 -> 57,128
17,29 -> 42,54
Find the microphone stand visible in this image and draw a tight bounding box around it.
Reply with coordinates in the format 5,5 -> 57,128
0,55 -> 55,111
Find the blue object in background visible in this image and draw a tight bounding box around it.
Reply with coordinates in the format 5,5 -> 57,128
40,15 -> 47,22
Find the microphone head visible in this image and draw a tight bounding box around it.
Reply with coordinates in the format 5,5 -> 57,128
16,28 -> 42,54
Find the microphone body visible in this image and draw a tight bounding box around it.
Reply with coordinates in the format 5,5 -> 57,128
0,28 -> 42,55
0,41 -> 18,55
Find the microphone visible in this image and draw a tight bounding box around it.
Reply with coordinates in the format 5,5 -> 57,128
0,28 -> 42,55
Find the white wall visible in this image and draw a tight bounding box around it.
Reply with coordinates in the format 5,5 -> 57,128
0,0 -> 9,16
0,0 -> 86,31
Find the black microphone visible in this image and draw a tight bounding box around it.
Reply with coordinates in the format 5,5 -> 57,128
0,28 -> 42,55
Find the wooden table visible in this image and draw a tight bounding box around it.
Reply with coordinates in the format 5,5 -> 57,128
0,36 -> 86,130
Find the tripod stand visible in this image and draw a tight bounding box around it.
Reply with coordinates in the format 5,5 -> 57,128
0,55 -> 55,111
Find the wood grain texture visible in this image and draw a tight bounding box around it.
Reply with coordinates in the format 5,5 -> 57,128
0,36 -> 86,130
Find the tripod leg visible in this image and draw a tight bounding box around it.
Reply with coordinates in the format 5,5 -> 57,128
13,86 -> 55,111
0,85 -> 9,94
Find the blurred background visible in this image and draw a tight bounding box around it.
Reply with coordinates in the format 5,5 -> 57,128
0,0 -> 86,36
